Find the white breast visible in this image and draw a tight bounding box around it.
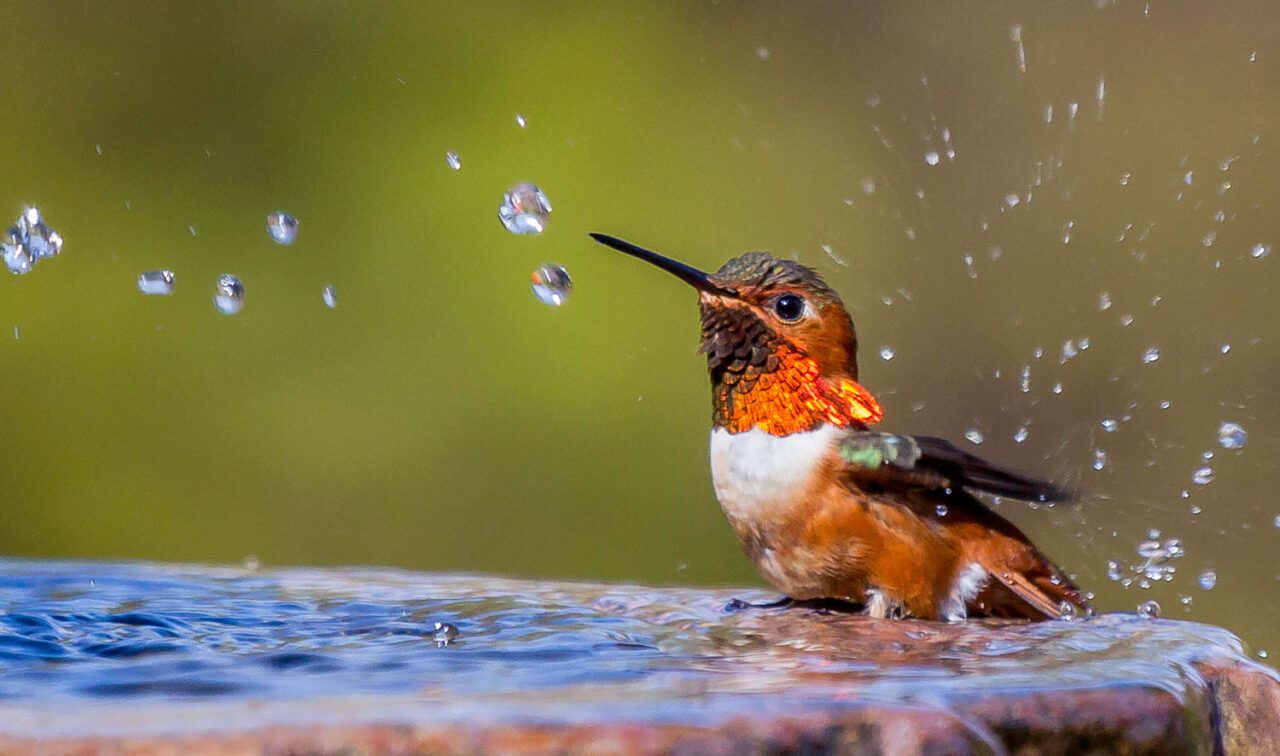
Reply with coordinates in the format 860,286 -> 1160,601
709,425 -> 840,522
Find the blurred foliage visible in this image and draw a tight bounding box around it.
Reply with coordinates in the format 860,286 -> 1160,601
0,2 -> 1277,658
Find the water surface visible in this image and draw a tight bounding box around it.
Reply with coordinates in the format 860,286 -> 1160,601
0,560 -> 1254,737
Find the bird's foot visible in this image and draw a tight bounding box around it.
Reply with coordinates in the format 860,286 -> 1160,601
723,596 -> 794,613
724,596 -> 866,615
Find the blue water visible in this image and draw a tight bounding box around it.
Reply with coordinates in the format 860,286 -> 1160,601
0,559 -> 1259,735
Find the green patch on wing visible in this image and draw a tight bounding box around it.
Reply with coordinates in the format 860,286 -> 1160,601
840,433 -> 922,470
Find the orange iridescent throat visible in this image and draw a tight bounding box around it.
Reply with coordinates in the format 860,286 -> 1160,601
714,346 -> 883,436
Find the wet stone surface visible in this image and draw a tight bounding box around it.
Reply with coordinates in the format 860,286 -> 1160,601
0,560 -> 1274,754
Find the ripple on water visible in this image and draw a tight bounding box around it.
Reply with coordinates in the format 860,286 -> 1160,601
0,560 -> 1257,729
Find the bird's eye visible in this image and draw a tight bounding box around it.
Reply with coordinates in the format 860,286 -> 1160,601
773,294 -> 806,322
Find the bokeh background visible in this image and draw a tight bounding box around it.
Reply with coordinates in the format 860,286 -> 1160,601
1,2 -> 1277,659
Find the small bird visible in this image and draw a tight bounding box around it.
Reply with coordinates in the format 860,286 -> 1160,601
589,233 -> 1089,622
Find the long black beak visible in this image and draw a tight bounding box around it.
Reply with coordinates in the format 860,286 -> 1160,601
589,233 -> 736,297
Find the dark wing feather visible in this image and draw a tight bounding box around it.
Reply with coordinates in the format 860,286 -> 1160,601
837,432 -> 1069,503
910,435 -> 1068,502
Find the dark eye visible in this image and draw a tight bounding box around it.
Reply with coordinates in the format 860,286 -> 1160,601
773,294 -> 806,322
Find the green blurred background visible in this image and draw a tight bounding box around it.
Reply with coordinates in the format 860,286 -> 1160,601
1,2 -> 1277,658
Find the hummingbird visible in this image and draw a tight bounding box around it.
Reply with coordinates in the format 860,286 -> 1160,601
588,233 -> 1089,622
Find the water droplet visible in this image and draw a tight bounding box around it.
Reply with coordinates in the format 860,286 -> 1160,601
3,207 -> 63,275
820,244 -> 847,266
1058,601 -> 1078,620
242,555 -> 260,571
498,182 -> 551,235
1137,600 -> 1161,619
1009,24 -> 1026,73
1051,382 -> 1064,395
445,151 -> 461,170
1259,649 -> 1269,659
755,46 -> 771,60
213,274 -> 244,315
935,504 -> 948,517
137,270 -> 175,296
322,285 -> 338,309
1061,340 -> 1079,363
1217,421 -> 1247,449
1107,560 -> 1123,581
1120,172 -> 1131,186
266,212 -> 298,245
530,263 -> 572,306
964,428 -> 985,445
1101,418 -> 1118,433
1197,569 -> 1217,590
1004,193 -> 1021,207
2,230 -> 32,274
1191,466 -> 1214,486
924,151 -> 940,166
432,621 -> 459,646
1019,364 -> 1031,393
1251,243 -> 1270,259
515,113 -> 527,128
1013,426 -> 1029,444
1273,514 -> 1280,528
879,346 -> 895,361
1092,449 -> 1107,471
1141,346 -> 1160,364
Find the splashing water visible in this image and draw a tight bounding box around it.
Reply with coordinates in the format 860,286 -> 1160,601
3,207 -> 63,275
266,212 -> 299,245
213,275 -> 245,315
499,182 -> 552,235
1217,422 -> 1247,449
1121,535 -> 1185,589
530,264 -> 572,307
137,270 -> 176,296
431,621 -> 459,646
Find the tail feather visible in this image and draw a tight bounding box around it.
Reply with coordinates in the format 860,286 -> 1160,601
980,558 -> 1090,620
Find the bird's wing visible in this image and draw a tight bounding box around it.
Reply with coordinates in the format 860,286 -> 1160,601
836,431 -> 1068,503
836,430 -> 1087,620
